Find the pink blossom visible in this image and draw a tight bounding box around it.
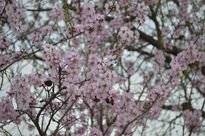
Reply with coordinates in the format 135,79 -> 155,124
105,2 -> 119,14
82,2 -> 95,17
118,26 -> 134,44
0,36 -> 10,50
120,0 -> 131,7
183,110 -> 202,132
51,8 -> 64,21
0,97 -> 18,123
40,26 -> 52,36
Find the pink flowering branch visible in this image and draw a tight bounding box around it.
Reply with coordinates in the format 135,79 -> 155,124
0,0 -> 204,135
0,49 -> 42,73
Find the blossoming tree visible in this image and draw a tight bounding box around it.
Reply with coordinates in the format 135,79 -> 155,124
0,0 -> 204,135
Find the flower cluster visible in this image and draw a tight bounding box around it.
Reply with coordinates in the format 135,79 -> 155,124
0,97 -> 18,123
105,1 -> 119,14
118,26 -> 138,44
178,0 -> 189,21
145,82 -> 170,119
51,8 -> 65,22
9,77 -> 33,111
154,49 -> 165,75
0,36 -> 10,51
183,110 -> 202,132
2,0 -> 25,32
167,45 -> 203,87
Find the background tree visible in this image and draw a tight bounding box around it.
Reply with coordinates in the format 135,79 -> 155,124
0,0 -> 204,135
